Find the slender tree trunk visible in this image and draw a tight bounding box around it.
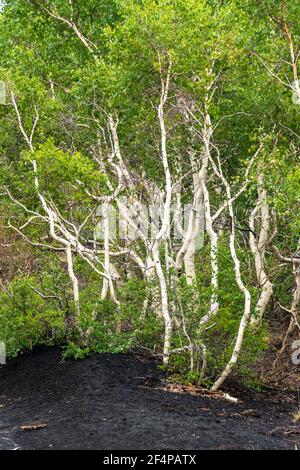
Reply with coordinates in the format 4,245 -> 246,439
101,201 -> 110,300
65,243 -> 81,331
211,159 -> 252,392
249,178 -> 273,327
280,253 -> 300,352
153,244 -> 172,364
199,175 -> 219,329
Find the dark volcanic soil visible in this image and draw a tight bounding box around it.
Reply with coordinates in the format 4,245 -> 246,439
0,347 -> 299,450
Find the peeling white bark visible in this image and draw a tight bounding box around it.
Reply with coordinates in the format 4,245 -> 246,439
150,58 -> 173,363
101,201 -> 110,300
199,174 -> 219,327
211,154 -> 252,392
175,112 -> 212,283
249,177 -> 273,328
66,243 -> 80,318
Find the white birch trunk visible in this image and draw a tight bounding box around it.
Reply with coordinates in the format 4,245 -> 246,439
199,175 -> 219,328
249,178 -> 273,327
211,161 -> 252,391
66,243 -> 80,319
101,201 -> 110,300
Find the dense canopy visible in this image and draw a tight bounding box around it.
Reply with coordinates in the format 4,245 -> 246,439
0,0 -> 299,391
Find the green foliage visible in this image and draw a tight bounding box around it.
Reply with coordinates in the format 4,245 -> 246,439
22,140 -> 107,206
167,240 -> 268,384
0,276 -> 65,357
61,278 -> 162,358
62,342 -> 90,361
0,0 -> 299,390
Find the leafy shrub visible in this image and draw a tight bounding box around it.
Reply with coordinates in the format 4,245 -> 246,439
0,276 -> 65,357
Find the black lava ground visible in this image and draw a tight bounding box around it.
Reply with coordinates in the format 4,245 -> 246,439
0,347 -> 299,450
